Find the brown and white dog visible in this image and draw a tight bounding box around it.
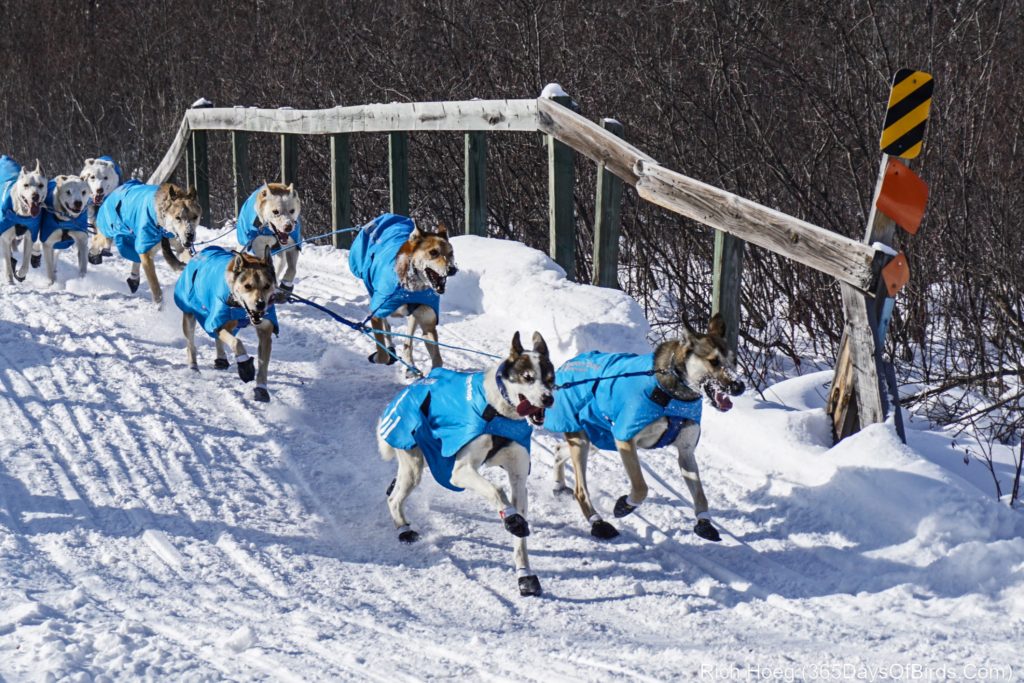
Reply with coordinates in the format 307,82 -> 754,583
549,315 -> 745,541
377,331 -> 555,596
176,245 -> 279,403
236,182 -> 302,302
349,214 -> 457,378
1,159 -> 47,285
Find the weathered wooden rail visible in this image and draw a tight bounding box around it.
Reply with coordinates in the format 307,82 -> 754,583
148,91 -> 893,438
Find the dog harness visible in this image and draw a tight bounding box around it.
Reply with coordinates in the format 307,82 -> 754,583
545,351 -> 703,451
95,181 -> 174,263
235,186 -> 302,251
348,213 -> 440,318
173,246 -> 279,337
0,155 -> 43,240
378,368 -> 533,491
40,179 -> 89,249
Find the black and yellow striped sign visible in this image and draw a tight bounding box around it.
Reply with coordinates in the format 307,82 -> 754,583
880,69 -> 933,159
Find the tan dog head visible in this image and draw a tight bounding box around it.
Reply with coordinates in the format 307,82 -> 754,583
255,182 -> 301,245
79,158 -> 120,205
397,222 -> 457,294
655,314 -> 745,412
12,160 -> 46,218
155,183 -> 201,250
499,331 -> 556,426
227,244 -> 278,326
50,175 -> 90,219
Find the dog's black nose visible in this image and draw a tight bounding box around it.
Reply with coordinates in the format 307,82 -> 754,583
541,393 -> 554,408
255,300 -> 266,311
728,380 -> 745,396
447,265 -> 458,277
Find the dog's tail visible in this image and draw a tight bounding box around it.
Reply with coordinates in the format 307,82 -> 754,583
377,422 -> 397,461
161,236 -> 187,273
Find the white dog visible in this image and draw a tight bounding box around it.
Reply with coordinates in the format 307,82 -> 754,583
0,157 -> 47,284
235,182 -> 302,302
82,156 -> 123,264
39,175 -> 91,284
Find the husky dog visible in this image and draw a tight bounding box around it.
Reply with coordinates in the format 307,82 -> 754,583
95,181 -> 200,304
174,245 -> 279,403
83,156 -> 123,263
546,315 -> 745,541
38,175 -> 91,284
0,157 -> 47,285
236,182 -> 302,303
349,213 -> 457,377
377,331 -> 555,597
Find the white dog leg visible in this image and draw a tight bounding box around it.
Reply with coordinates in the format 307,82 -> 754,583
182,313 -> 198,370
74,232 -> 89,277
1,235 -> 14,284
450,442 -> 530,540
16,234 -> 31,281
386,447 -> 425,542
674,420 -> 720,542
43,239 -> 58,285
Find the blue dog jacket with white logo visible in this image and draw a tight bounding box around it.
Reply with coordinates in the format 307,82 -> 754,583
378,368 -> 533,491
545,351 -> 702,451
40,179 -> 89,249
348,213 -> 440,318
0,155 -> 43,240
235,186 -> 302,251
95,181 -> 172,263
174,246 -> 279,338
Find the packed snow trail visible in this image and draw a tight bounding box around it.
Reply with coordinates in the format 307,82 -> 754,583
1,232 -> 1021,681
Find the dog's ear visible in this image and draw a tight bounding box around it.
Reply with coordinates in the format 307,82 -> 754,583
409,226 -> 423,240
509,331 -> 524,358
231,253 -> 245,275
708,313 -> 727,340
259,182 -> 269,198
33,159 -> 42,175
185,186 -> 197,200
84,158 -> 95,166
531,331 -> 548,357
167,184 -> 178,200
286,182 -> 295,195
435,222 -> 448,238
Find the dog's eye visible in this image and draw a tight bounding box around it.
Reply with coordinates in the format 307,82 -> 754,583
429,249 -> 439,258
289,209 -> 295,215
522,372 -> 534,382
273,210 -> 280,215
710,357 -> 721,368
244,284 -> 253,291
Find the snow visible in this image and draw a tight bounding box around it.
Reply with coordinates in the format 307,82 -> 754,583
1,229 -> 1022,680
540,83 -> 568,99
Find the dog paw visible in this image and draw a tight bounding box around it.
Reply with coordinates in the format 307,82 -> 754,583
126,276 -> 140,293
613,495 -> 638,519
551,484 -> 571,497
237,358 -> 256,383
101,248 -> 112,257
386,478 -> 396,497
590,520 -> 620,540
368,346 -> 398,365
694,518 -> 722,542
398,529 -> 420,544
253,386 -> 270,402
518,575 -> 543,597
30,254 -> 40,269
213,358 -> 230,370
503,513 -> 531,538
403,366 -> 423,380
88,253 -> 103,265
189,363 -> 199,372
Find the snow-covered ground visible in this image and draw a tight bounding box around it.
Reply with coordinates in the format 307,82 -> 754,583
1,231 -> 1021,681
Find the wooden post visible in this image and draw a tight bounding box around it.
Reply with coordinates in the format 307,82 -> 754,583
712,232 -> 745,353
593,118 -> 624,288
231,130 -> 250,216
547,94 -> 576,278
464,131 -> 487,236
331,133 -> 352,248
280,133 -> 298,187
389,131 -> 409,216
183,145 -> 191,190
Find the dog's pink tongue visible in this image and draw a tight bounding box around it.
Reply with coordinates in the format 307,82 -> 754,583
516,399 -> 540,417
30,204 -> 40,217
714,391 -> 733,412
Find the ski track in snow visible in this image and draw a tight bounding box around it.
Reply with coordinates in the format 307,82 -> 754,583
1,233 -> 1022,681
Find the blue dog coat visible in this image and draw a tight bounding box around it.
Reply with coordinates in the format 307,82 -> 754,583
95,181 -> 173,263
40,179 -> 89,249
174,246 -> 279,337
235,186 -> 302,251
378,368 -> 533,491
0,155 -> 43,240
348,213 -> 440,318
545,351 -> 703,451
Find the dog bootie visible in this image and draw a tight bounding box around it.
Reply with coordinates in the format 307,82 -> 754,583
213,358 -> 230,370
253,386 -> 270,403
502,512 -> 530,538
274,282 -> 293,304
398,529 -> 420,544
101,247 -> 112,257
590,519 -> 620,540
694,518 -> 722,542
88,253 -> 103,265
30,253 -> 40,269
368,346 -> 398,365
126,275 -> 140,293
518,575 -> 542,597
237,357 -> 256,383
613,495 -> 639,518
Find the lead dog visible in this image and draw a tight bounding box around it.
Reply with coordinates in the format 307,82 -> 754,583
349,213 -> 456,377
95,180 -> 200,304
377,331 -> 555,596
83,156 -> 123,263
546,315 -> 745,541
174,245 -> 279,403
0,156 -> 47,285
39,175 -> 91,284
235,182 -> 302,302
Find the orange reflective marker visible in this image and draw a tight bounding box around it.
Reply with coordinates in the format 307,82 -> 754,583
881,251 -> 910,297
877,158 -> 928,235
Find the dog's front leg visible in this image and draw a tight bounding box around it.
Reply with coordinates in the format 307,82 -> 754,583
183,313 -> 198,370
450,442 -> 530,538
369,316 -> 395,365
139,251 -> 162,304
489,443 -> 541,596
402,312 -> 418,371
279,248 -> 298,285
216,322 -> 256,385
1,235 -> 14,284
252,319 -> 274,402
612,438 -> 649,519
15,233 -> 31,281
674,420 -> 720,542
415,305 -> 443,370
43,240 -> 57,285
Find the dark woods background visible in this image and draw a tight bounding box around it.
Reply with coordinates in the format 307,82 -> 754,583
2,0 -> 1021,441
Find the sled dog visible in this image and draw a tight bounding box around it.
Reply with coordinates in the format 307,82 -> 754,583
377,331 -> 555,596
546,314 -> 745,541
95,181 -> 200,304
349,213 -> 457,377
174,245 -> 279,403
83,156 -> 123,263
236,182 -> 302,303
39,175 -> 91,284
0,157 -> 46,285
